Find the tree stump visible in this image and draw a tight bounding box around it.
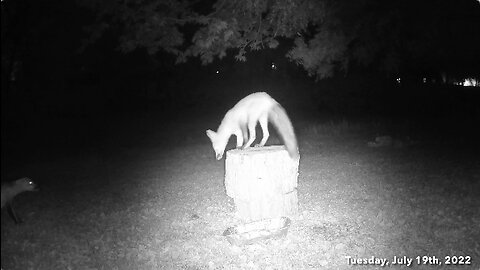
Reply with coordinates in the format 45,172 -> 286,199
225,145 -> 299,221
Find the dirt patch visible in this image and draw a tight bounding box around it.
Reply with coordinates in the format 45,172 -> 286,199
2,117 -> 479,269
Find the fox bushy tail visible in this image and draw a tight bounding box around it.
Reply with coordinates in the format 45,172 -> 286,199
269,104 -> 299,159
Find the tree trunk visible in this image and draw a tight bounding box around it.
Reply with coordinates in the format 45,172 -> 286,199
225,145 -> 299,221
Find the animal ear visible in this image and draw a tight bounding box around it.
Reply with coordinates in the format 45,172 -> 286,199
206,130 -> 216,140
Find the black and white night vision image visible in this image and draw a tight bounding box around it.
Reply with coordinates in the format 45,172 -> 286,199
1,0 -> 479,269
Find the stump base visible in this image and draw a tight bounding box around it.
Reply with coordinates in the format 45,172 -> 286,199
225,145 -> 299,221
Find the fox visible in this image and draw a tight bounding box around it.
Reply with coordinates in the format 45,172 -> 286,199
1,177 -> 38,224
206,92 -> 299,160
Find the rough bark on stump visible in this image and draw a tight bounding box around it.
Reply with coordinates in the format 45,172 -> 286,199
225,145 -> 299,221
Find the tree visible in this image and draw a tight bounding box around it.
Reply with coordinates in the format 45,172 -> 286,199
80,0 -> 344,79
78,0 -> 480,80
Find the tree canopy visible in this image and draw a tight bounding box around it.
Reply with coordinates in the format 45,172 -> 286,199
72,0 -> 480,78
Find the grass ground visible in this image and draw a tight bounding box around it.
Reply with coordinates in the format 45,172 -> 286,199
1,111 -> 479,269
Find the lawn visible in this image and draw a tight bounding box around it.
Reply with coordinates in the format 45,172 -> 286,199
1,112 -> 479,269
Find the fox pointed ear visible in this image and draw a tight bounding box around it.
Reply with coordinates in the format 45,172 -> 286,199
206,129 -> 216,140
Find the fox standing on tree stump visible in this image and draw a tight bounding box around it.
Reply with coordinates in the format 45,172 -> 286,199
206,92 -> 299,160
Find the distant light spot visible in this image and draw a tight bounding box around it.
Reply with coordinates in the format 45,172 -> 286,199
396,77 -> 401,84
463,78 -> 479,87
271,62 -> 277,70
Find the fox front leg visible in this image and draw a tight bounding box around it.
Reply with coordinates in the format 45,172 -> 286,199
6,203 -> 23,224
241,124 -> 249,147
256,115 -> 269,147
234,130 -> 244,148
243,121 -> 257,149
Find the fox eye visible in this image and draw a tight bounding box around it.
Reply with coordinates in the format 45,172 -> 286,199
29,181 -> 33,185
